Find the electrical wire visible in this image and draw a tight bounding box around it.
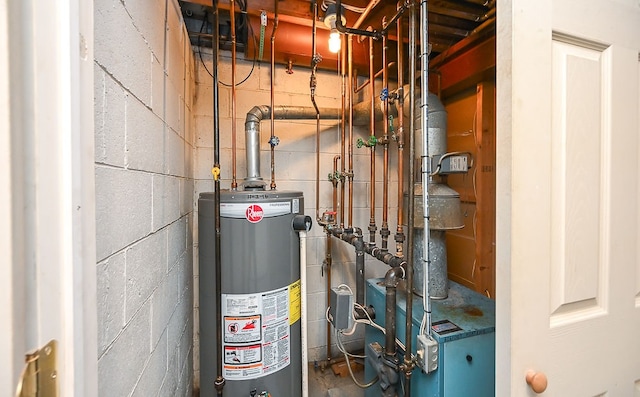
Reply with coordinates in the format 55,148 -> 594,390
196,2 -> 258,87
321,0 -> 368,14
335,328 -> 379,389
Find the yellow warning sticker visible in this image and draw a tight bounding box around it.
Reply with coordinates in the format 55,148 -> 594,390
289,279 -> 301,325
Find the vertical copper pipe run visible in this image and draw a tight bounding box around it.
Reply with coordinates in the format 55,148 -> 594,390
395,1 -> 405,258
404,3 -> 417,395
368,36 -> 377,245
380,31 -> 390,252
230,0 -> 238,190
347,35 -> 354,227
269,0 -> 279,190
339,40 -> 347,227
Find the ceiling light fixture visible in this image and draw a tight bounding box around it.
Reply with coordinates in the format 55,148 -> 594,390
323,4 -> 346,54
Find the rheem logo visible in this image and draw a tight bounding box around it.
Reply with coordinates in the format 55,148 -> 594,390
245,204 -> 264,223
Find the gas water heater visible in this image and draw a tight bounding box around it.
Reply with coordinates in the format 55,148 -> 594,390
199,190 -> 305,396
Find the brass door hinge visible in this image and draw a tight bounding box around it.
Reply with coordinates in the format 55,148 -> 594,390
15,340 -> 58,397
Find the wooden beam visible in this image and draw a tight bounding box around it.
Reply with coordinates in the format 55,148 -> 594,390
473,81 -> 496,299
181,0 -> 319,28
430,35 -> 495,98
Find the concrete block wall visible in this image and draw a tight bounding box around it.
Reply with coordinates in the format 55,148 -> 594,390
193,48 -> 399,382
94,0 -> 194,396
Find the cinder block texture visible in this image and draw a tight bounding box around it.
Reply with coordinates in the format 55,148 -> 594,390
95,0 -> 194,396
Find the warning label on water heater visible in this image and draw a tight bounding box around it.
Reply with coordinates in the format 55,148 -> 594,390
221,281 -> 299,380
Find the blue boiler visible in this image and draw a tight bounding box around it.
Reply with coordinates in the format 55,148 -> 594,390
364,279 -> 495,397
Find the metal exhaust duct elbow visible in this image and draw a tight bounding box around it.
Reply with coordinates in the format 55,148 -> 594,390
243,103 -> 386,189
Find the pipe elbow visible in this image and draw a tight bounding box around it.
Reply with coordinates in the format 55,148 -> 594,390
245,105 -> 270,124
384,266 -> 404,287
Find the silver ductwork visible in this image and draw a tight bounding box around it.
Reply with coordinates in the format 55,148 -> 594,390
243,100 -> 394,189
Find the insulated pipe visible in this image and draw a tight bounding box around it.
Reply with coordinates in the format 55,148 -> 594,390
395,0 -> 406,258
211,3 -> 225,394
230,0 -> 238,190
380,31 -> 390,252
368,36 -> 377,246
419,0 -> 433,338
269,0 -> 279,190
404,2 -> 417,394
384,266 -> 405,359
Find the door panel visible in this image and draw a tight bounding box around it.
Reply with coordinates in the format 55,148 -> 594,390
497,0 -> 640,395
549,35 -> 608,326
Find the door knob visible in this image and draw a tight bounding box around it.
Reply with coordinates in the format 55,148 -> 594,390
526,370 -> 548,393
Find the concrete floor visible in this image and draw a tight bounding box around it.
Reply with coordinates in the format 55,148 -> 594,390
308,361 -> 366,397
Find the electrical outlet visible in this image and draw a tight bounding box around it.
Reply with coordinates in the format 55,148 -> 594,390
417,334 -> 438,373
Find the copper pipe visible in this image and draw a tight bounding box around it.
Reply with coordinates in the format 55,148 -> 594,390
335,0 -> 381,38
395,0 -> 405,258
368,35 -> 377,245
354,62 -> 396,94
269,0 -> 279,190
353,0 -> 382,29
339,38 -> 347,228
311,1 -> 321,222
381,30 -> 390,252
230,0 -> 238,190
348,35 -> 354,227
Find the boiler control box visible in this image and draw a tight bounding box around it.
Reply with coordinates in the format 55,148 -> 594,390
329,286 -> 353,331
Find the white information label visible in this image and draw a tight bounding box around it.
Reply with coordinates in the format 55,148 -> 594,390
221,285 -> 292,380
449,155 -> 468,172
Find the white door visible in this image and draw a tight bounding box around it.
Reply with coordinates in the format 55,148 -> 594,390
0,0 -> 97,396
497,0 -> 640,395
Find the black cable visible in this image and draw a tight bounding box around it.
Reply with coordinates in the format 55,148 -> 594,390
197,3 -> 258,87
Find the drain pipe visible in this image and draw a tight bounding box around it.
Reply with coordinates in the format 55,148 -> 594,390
211,2 -> 225,394
293,215 -> 313,397
269,0 -> 279,190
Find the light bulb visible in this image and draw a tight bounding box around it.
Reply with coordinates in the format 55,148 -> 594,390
328,30 -> 341,53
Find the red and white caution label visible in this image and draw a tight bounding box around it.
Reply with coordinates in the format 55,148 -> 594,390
221,282 -> 297,380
